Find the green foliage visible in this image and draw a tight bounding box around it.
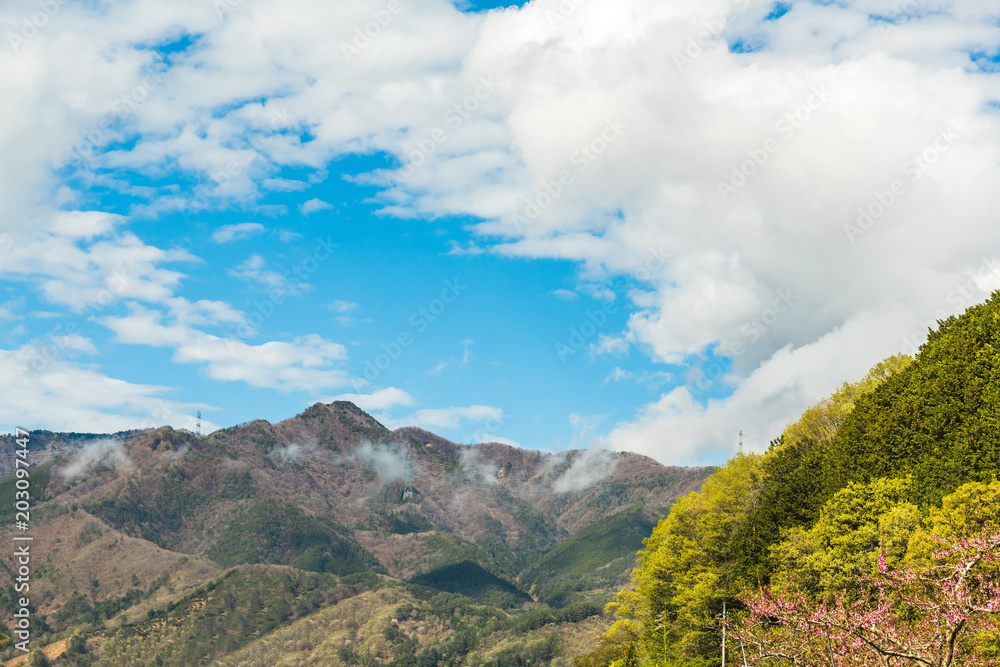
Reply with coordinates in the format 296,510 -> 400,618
769,477 -> 920,596
824,295 -> 1000,506
606,453 -> 766,665
386,511 -> 434,535
204,498 -> 382,575
520,504 -> 656,606
487,634 -> 560,667
730,354 -> 914,586
86,467 -> 209,547
409,560 -> 529,608
508,601 -> 602,633
490,487 -> 562,571
524,505 -> 655,579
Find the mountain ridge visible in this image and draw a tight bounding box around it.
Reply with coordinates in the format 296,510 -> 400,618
0,401 -> 714,665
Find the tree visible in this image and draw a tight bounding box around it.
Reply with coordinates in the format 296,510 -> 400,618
604,453 -> 766,665
732,531 -> 1000,666
769,477 -> 920,597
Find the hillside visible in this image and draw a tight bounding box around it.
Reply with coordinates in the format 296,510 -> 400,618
0,403 -> 713,665
592,292 -> 1000,666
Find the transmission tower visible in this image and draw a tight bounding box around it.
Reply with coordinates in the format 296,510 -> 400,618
196,410 -> 202,437
739,430 -> 743,454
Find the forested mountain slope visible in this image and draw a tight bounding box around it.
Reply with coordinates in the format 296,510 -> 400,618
590,292 -> 1000,667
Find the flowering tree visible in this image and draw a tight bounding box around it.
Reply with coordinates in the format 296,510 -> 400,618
730,532 -> 1000,666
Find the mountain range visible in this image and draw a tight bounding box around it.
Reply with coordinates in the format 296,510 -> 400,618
0,402 -> 713,666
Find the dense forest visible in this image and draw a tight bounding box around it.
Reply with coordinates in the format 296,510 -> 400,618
577,292 -> 1000,666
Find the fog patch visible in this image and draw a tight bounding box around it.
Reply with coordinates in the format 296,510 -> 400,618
59,438 -> 133,479
221,458 -> 251,473
348,441 -> 412,485
552,447 -> 618,494
459,448 -> 499,485
165,443 -> 190,460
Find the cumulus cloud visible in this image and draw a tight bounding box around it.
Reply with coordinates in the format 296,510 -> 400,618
59,438 -> 133,479
211,223 -> 266,243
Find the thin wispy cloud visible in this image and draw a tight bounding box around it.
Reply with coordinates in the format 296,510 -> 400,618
212,223 -> 266,244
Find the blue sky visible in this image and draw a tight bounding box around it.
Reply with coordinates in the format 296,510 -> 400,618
1,0 -> 998,464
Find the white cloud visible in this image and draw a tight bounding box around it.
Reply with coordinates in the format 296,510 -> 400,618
552,289 -> 578,300
263,178 -> 310,192
299,198 -> 333,215
49,335 -> 97,355
49,211 -> 124,240
603,366 -> 673,387
605,308 -> 918,464
102,306 -> 351,393
0,343 -> 210,434
228,253 -> 308,294
324,387 -> 415,411
381,404 -> 503,432
211,223 -> 266,243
